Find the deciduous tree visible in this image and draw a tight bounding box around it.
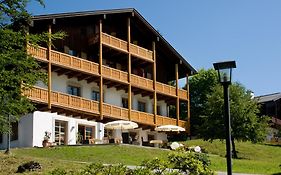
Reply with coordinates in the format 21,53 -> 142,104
189,69 -> 218,135
0,0 -> 64,137
201,83 -> 269,158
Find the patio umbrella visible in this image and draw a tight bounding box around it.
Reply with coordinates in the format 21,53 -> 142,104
155,125 -> 185,132
104,120 -> 138,130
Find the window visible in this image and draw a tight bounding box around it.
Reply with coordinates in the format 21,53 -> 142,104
67,85 -> 81,96
55,120 -> 67,145
85,127 -> 94,140
157,106 -> 161,115
138,101 -> 146,112
92,90 -> 100,101
0,134 -> 2,143
122,98 -> 128,108
11,122 -> 18,141
69,49 -> 77,56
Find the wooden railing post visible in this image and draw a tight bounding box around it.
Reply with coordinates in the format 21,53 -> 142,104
153,41 -> 157,125
47,24 -> 52,110
99,20 -> 103,120
128,17 -> 132,121
175,64 -> 179,126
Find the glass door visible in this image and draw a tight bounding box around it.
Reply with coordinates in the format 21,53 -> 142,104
55,121 -> 67,145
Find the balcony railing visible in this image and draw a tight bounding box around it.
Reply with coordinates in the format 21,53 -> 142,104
27,46 -> 188,101
131,74 -> 154,91
179,89 -> 188,100
102,33 -> 128,53
27,46 -> 48,61
51,50 -> 99,75
178,120 -> 187,128
89,33 -> 153,62
131,110 -> 154,125
156,82 -> 177,97
130,43 -> 153,62
102,65 -> 128,83
25,87 -> 186,126
157,115 -> 177,126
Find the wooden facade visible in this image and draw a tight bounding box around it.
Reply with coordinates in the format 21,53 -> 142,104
28,9 -> 196,133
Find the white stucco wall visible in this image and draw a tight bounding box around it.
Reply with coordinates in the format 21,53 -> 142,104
18,113 -> 34,147
104,87 -> 126,107
33,111 -> 53,147
30,111 -> 100,147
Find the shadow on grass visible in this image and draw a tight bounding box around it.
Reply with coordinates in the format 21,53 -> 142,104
264,143 -> 281,148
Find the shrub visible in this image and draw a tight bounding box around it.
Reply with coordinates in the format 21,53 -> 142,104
48,150 -> 214,175
168,150 -> 214,175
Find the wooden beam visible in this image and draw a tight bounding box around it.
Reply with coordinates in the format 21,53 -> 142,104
67,72 -> 82,79
128,17 -> 132,121
153,41 -> 157,125
175,64 -> 179,126
47,24 -> 52,110
77,74 -> 92,81
57,69 -> 72,76
99,19 -> 103,120
52,67 -> 62,72
87,76 -> 99,83
116,84 -> 127,91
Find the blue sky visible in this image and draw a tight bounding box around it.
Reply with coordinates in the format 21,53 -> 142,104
27,1 -> 281,96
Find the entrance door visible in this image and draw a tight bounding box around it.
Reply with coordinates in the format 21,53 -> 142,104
78,125 -> 95,144
55,121 -> 67,145
122,133 -> 129,144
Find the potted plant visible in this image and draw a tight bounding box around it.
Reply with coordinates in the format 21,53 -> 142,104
42,131 -> 51,147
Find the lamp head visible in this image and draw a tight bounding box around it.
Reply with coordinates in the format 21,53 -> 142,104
213,61 -> 236,84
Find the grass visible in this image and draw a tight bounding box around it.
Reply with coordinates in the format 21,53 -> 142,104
187,140 -> 281,174
0,144 -> 169,175
1,141 -> 281,174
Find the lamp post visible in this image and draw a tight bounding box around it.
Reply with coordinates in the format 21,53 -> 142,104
213,61 -> 236,175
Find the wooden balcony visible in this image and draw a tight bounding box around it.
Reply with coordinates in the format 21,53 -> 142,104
27,46 -> 99,76
131,110 -> 154,125
178,120 -> 187,128
27,46 -> 188,101
51,50 -> 99,75
25,87 -> 186,126
102,33 -> 128,53
131,74 -> 154,91
102,65 -> 128,83
27,46 -> 48,62
156,82 -> 177,97
156,115 -> 177,126
130,43 -> 153,62
89,33 -> 153,62
103,103 -> 129,120
179,89 -> 188,100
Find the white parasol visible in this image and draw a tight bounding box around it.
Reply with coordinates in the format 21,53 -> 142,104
155,125 -> 185,132
104,120 -> 138,130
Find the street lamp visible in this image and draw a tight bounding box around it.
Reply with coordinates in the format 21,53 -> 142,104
213,60 -> 236,175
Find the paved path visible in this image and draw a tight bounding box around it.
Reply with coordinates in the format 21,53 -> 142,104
217,172 -> 263,175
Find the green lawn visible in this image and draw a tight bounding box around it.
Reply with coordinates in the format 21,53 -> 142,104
1,141 -> 281,174
12,144 -> 168,165
0,144 -> 169,175
186,140 -> 281,174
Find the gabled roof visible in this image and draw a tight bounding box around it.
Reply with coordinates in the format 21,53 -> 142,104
256,92 -> 281,103
32,8 -> 197,75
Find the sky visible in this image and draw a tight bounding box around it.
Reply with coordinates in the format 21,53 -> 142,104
27,0 -> 281,96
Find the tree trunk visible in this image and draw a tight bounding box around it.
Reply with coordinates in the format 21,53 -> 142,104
231,136 -> 238,159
